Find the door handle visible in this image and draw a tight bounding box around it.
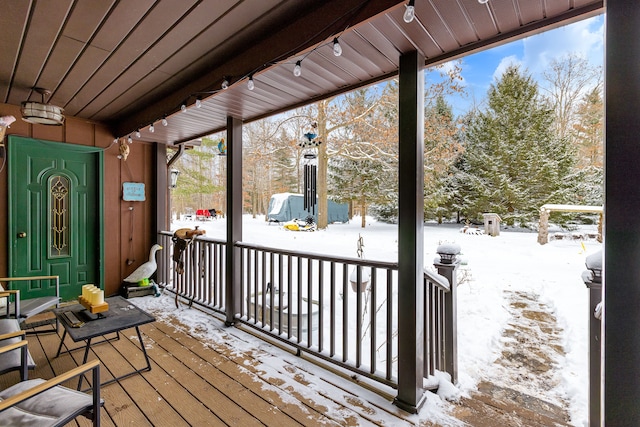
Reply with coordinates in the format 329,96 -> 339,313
17,232 -> 27,238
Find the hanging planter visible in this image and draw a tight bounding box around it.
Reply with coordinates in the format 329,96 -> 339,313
349,265 -> 371,292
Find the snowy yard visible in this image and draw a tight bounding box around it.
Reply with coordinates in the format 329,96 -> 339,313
145,215 -> 598,426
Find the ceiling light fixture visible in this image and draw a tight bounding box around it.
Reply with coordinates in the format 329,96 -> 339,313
333,38 -> 342,57
403,0 -> 416,23
195,98 -> 202,108
21,88 -> 65,126
294,61 -> 302,77
180,104 -> 187,112
222,77 -> 230,90
135,129 -> 141,138
149,124 -> 155,133
162,116 -> 168,126
247,76 -> 255,91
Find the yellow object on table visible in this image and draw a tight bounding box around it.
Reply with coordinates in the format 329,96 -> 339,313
78,284 -> 109,314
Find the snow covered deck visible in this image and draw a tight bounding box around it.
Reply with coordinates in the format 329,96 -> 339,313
3,303 -> 419,426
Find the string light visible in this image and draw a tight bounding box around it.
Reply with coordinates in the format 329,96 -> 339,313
478,0 -> 489,3
127,9 -> 392,138
403,0 -> 415,23
333,38 -> 342,57
127,135 -> 133,144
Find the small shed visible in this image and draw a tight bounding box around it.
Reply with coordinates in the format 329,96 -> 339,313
267,193 -> 349,224
482,213 -> 502,236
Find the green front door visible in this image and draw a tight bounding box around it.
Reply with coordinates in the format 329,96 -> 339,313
8,136 -> 103,301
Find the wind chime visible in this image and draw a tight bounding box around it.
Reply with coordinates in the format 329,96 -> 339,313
300,122 -> 322,220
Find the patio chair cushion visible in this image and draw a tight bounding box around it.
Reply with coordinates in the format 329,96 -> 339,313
0,283 -> 60,319
15,296 -> 60,319
0,319 -> 35,375
0,379 -> 97,427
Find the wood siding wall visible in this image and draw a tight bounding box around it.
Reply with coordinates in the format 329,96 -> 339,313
0,103 -> 156,297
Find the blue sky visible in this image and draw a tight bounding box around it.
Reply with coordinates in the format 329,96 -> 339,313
441,14 -> 604,116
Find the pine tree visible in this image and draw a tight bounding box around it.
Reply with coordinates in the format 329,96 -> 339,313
457,65 -> 576,226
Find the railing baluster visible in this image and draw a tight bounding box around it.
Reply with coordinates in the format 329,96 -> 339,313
330,261 -> 336,358
318,260 -> 324,353
342,263 -> 348,363
370,267 -> 377,374
297,257 -> 302,344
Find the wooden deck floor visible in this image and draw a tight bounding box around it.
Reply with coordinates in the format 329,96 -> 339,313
0,303 -> 426,427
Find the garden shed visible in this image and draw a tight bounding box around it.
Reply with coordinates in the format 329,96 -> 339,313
267,193 -> 348,224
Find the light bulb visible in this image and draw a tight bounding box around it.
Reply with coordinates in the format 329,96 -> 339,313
478,0 -> 488,3
293,61 -> 302,77
127,135 -> 132,144
247,76 -> 255,91
195,98 -> 202,108
162,117 -> 168,126
149,124 -> 155,133
403,0 -> 415,23
113,138 -> 118,144
333,38 -> 342,57
135,129 -> 141,138
222,78 -> 229,90
180,104 -> 187,112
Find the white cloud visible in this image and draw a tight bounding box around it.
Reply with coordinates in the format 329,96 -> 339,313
521,16 -> 604,75
493,55 -> 523,81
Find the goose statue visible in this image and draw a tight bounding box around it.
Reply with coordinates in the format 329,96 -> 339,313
124,244 -> 163,285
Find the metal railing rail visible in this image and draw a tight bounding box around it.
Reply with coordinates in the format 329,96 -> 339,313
157,232 -> 455,389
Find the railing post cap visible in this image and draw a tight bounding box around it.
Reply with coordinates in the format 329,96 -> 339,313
436,243 -> 461,264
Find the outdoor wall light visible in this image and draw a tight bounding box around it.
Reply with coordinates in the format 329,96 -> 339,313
169,168 -> 180,189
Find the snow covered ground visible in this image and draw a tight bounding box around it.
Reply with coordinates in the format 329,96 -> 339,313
140,215 -> 599,426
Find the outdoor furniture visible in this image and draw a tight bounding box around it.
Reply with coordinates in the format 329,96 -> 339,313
0,324 -> 34,380
0,276 -> 61,331
0,348 -> 102,427
54,296 -> 155,389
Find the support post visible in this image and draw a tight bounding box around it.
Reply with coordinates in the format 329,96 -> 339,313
225,116 -> 243,325
395,50 -> 425,413
155,143 -> 168,232
604,1 -> 640,424
582,250 -> 602,427
434,244 -> 461,385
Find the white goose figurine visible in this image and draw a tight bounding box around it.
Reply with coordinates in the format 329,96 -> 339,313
124,244 -> 163,284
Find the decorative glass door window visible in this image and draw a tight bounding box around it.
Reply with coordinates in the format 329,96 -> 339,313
50,175 -> 70,257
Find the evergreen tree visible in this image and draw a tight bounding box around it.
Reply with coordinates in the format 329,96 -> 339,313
457,65 -> 576,226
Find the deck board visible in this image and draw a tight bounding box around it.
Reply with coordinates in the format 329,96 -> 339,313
4,302 -> 416,427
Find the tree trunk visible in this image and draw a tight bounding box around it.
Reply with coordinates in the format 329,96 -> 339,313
360,195 -> 366,228
317,104 -> 329,229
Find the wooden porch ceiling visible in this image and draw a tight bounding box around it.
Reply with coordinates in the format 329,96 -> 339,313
1,0 -> 603,146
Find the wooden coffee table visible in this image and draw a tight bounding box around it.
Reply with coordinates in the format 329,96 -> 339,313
54,295 -> 155,389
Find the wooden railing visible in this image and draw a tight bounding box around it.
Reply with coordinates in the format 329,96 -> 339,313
157,231 -> 457,389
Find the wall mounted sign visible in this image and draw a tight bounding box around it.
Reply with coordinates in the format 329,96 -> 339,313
122,182 -> 145,201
